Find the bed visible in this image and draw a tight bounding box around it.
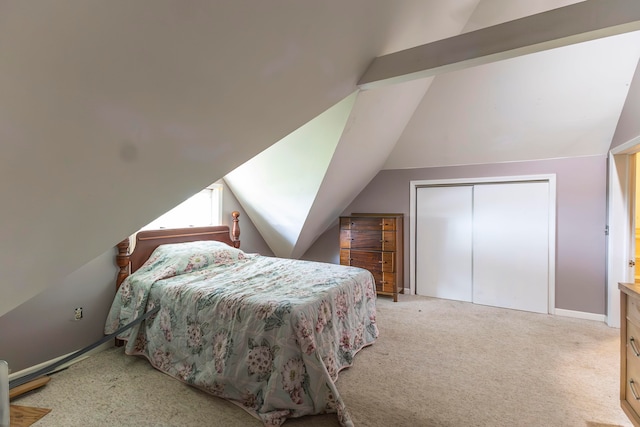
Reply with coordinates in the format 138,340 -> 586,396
104,212 -> 378,426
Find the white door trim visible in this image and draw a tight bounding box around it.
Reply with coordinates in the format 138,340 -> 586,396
409,174 -> 557,314
607,136 -> 640,327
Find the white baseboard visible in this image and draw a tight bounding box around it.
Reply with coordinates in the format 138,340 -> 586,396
397,291 -> 607,323
554,308 -> 606,323
8,341 -> 113,382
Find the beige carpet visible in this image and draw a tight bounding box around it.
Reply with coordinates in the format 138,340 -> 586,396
13,295 -> 633,426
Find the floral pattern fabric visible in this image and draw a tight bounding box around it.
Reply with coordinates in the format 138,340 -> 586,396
104,240 -> 378,426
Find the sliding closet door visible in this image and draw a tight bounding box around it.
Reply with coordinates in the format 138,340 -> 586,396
472,182 -> 549,313
415,186 -> 473,301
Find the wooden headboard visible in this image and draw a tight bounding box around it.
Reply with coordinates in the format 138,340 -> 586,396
115,211 -> 241,290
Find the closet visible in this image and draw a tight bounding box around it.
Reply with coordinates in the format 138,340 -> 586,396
414,179 -> 552,314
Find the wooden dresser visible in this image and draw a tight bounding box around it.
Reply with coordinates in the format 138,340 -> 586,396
339,213 -> 403,302
620,282 -> 640,426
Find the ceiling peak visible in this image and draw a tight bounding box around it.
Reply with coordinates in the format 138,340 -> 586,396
358,0 -> 640,90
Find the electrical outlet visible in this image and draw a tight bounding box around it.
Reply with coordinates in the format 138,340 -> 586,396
74,307 -> 83,320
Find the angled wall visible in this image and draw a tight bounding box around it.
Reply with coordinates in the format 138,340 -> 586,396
225,93 -> 357,258
0,0 -> 410,316
611,57 -> 640,149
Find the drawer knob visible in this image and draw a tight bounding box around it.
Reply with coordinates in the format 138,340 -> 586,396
631,337 -> 640,357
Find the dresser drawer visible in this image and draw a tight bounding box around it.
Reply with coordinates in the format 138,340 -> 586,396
344,230 -> 380,249
368,271 -> 396,293
626,344 -> 640,418
347,250 -> 394,273
379,272 -> 396,294
342,217 -> 383,231
341,230 -> 396,251
630,297 -> 640,327
380,252 -> 394,272
380,231 -> 396,251
381,218 -> 397,231
628,320 -> 640,358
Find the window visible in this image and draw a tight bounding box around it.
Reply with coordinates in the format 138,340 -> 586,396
140,183 -> 222,230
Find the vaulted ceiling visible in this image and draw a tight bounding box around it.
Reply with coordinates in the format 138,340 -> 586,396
225,0 -> 640,258
1,0 -> 640,316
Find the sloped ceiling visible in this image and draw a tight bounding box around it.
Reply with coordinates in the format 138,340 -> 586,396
385,31 -> 640,169
0,0 -> 446,316
225,0 -> 481,258
226,0 -> 640,257
2,0 -> 640,317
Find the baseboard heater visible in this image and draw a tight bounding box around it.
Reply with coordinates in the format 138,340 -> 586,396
5,305 -> 159,398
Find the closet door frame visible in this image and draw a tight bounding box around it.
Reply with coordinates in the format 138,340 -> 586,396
409,174 -> 557,314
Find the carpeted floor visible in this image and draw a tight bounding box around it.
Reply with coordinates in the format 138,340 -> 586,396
13,295 -> 634,426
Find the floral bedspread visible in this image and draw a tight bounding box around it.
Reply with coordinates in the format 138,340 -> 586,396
104,240 -> 378,426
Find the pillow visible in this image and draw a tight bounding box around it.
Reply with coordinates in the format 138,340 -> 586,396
139,240 -> 247,278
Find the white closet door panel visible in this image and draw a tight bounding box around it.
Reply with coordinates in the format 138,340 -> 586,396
416,186 -> 473,301
472,182 -> 549,313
